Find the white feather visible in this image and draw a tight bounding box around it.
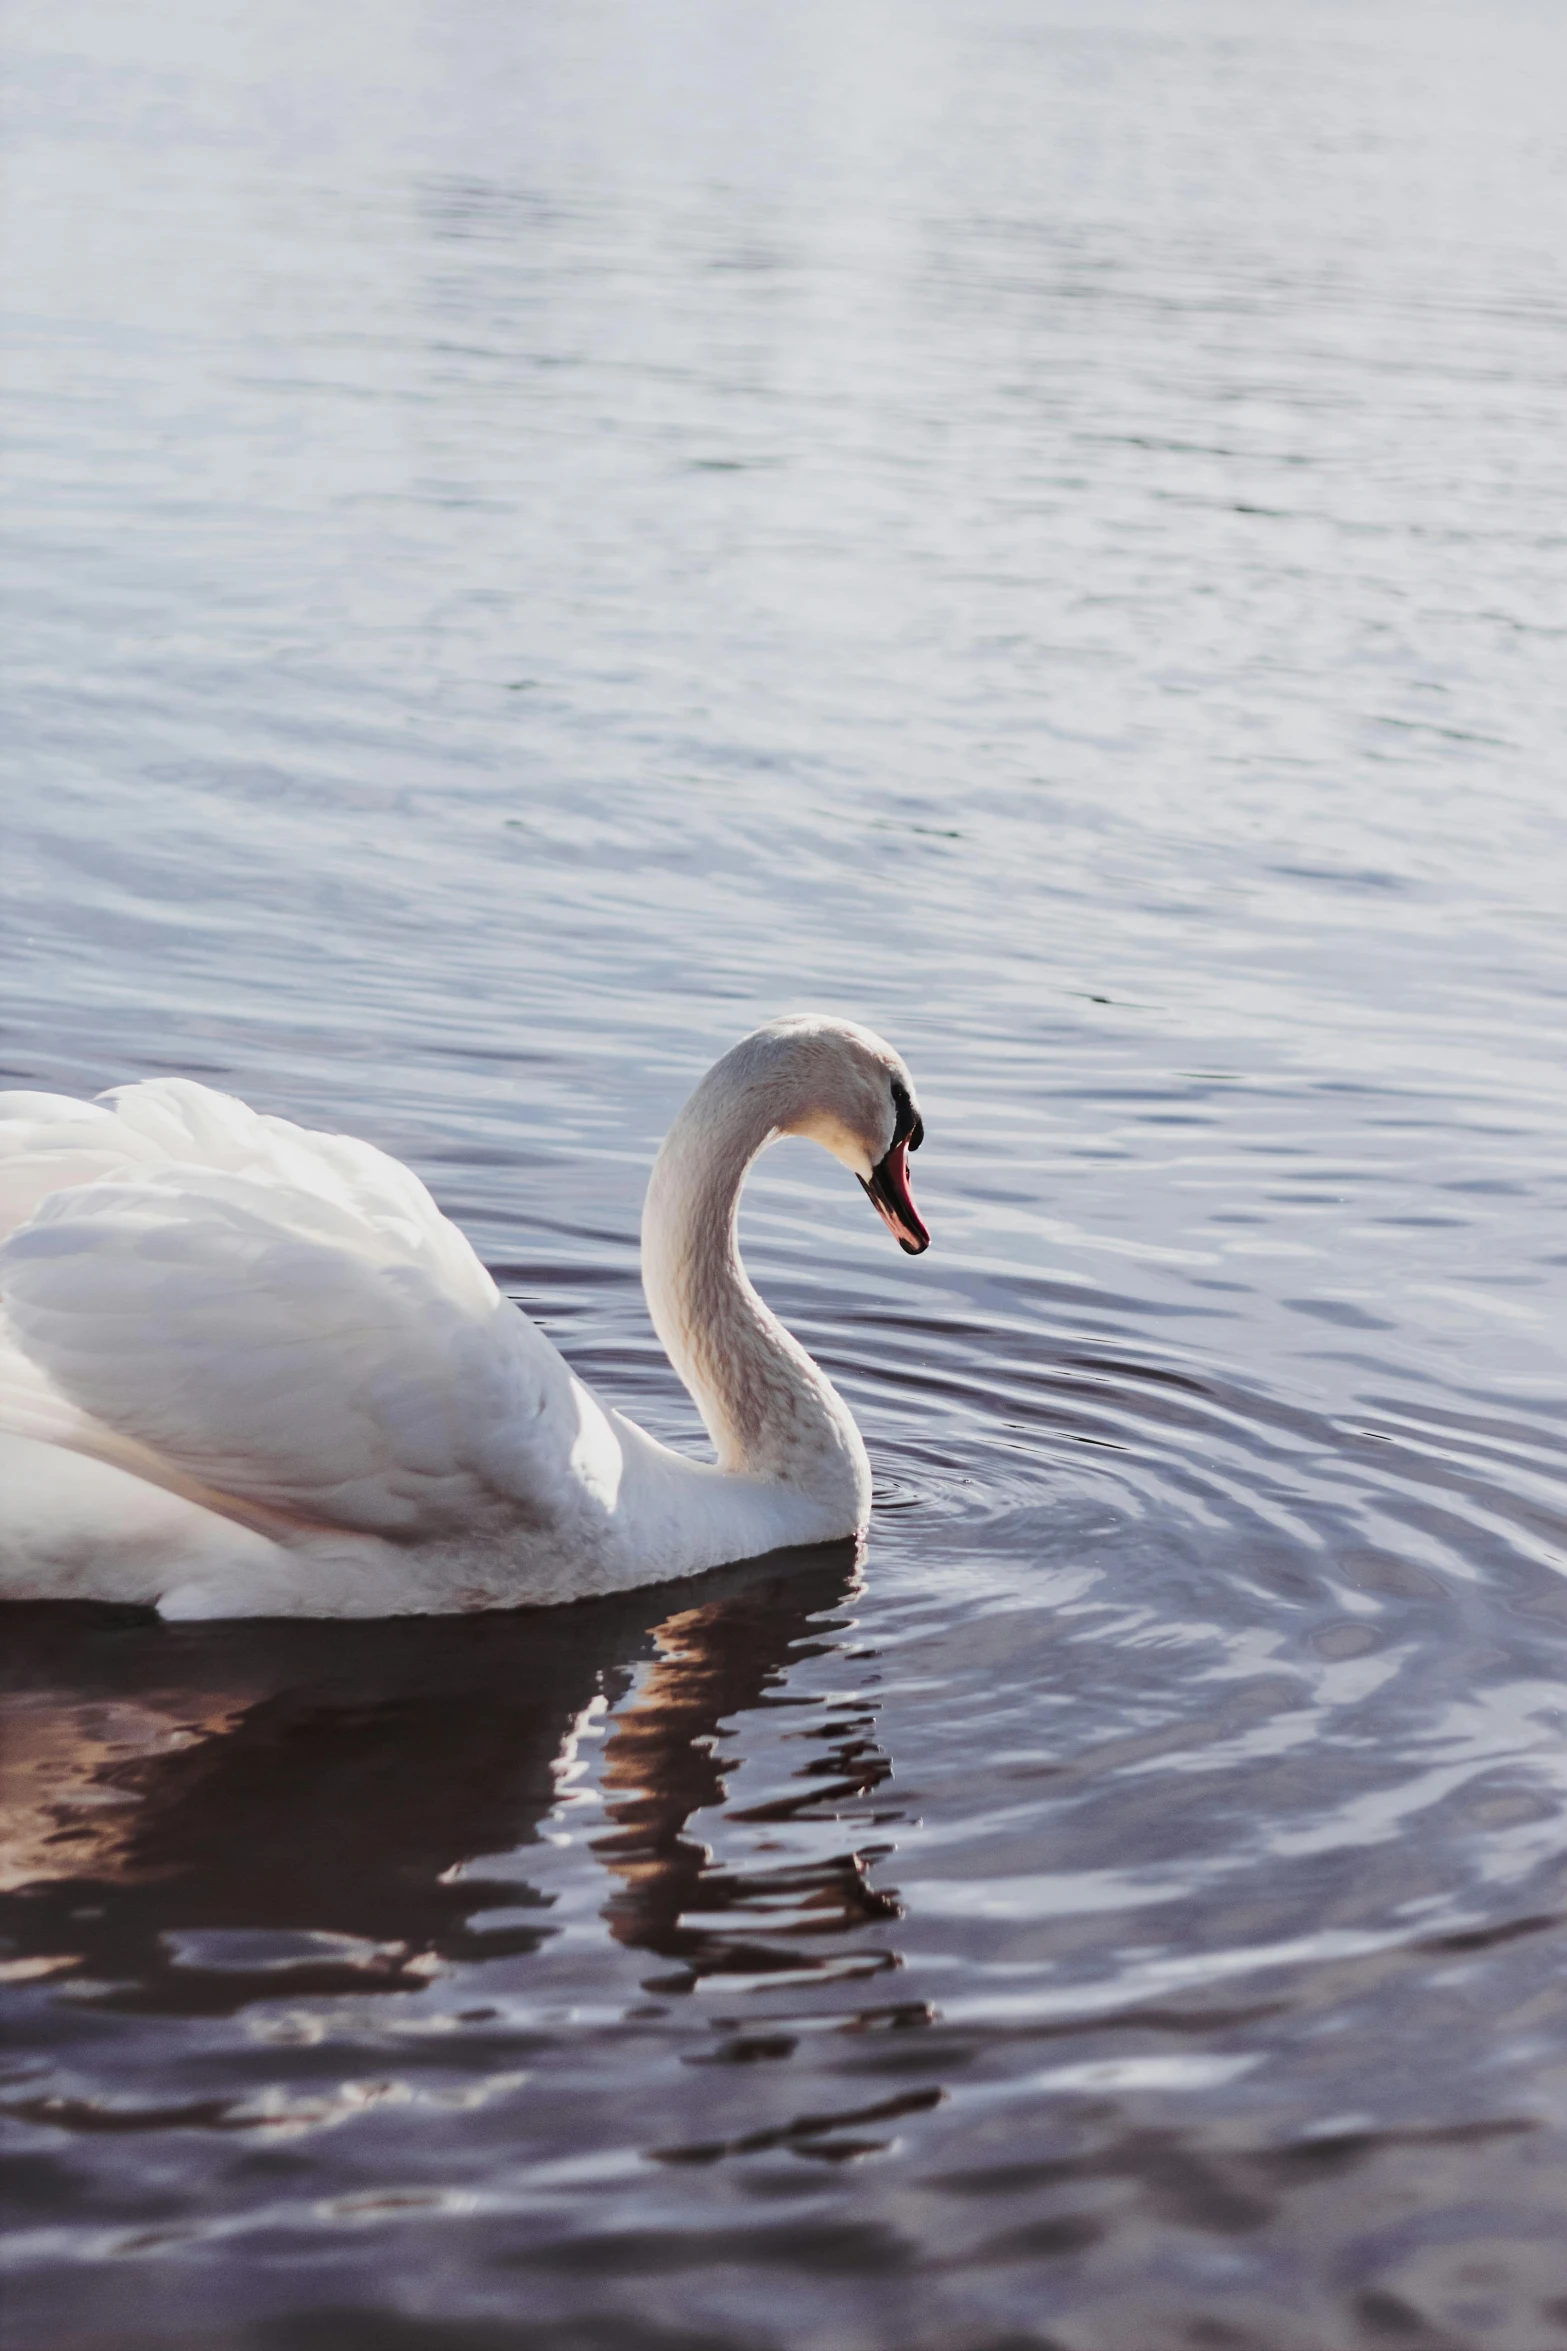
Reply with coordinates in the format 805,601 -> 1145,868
0,1025 -> 926,1618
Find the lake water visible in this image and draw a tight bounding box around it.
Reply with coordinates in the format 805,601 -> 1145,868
4,0 -> 1567,2344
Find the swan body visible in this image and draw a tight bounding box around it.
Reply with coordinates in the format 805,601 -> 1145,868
0,1018 -> 928,1619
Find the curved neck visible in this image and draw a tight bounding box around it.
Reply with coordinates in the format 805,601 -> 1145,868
640,1068 -> 870,1520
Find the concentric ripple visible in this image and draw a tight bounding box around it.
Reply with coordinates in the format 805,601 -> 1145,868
6,0 -> 1567,2343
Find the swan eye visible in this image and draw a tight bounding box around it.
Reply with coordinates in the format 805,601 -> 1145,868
890,1079 -> 924,1152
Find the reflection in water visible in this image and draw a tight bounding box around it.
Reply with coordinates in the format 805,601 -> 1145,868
595,1566 -> 901,1991
9,0 -> 1567,2332
0,1544 -> 882,2017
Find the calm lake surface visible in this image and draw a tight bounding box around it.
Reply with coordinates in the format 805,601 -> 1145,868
5,1 -> 1567,2344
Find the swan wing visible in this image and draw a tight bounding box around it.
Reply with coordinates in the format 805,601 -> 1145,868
0,1080 -> 580,1539
0,1091 -> 173,1243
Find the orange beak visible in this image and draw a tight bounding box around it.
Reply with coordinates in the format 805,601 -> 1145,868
859,1138 -> 929,1255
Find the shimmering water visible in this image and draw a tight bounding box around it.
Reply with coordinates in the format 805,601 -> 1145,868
5,0 -> 1567,2343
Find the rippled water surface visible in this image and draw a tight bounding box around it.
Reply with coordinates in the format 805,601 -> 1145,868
6,1 -> 1567,2344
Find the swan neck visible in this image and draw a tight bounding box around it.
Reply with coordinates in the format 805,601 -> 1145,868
640,1070 -> 869,1514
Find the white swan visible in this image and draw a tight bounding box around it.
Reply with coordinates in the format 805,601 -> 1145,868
0,1016 -> 928,1620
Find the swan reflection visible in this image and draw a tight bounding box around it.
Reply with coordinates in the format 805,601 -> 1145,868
594,1564 -> 902,1991
0,1543 -> 901,2015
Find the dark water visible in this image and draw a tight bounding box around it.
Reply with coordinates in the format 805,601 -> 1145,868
5,0 -> 1567,2343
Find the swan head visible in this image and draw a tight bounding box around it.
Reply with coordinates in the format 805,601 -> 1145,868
750,1015 -> 930,1256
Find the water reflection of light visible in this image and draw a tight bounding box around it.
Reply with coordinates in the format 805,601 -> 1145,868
590,1560 -> 907,1996
0,1690 -> 247,1893
0,1545 -> 887,2015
